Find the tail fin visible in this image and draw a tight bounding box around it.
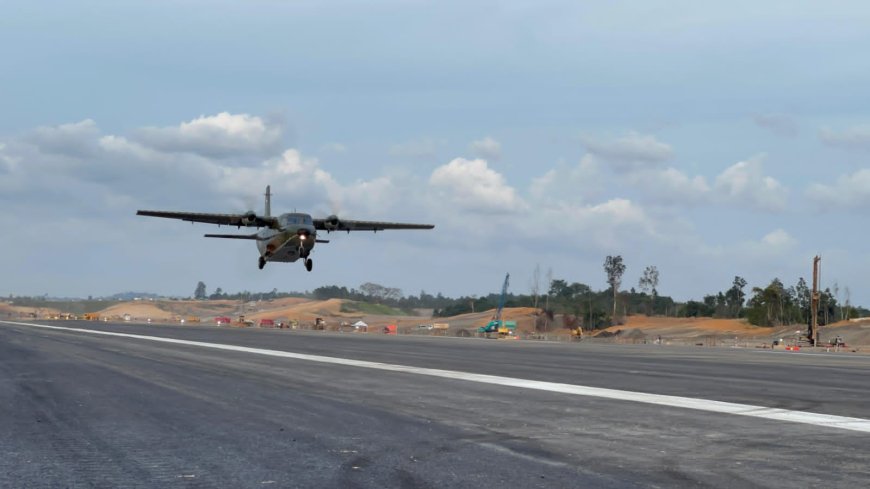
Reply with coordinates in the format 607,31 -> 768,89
264,185 -> 271,218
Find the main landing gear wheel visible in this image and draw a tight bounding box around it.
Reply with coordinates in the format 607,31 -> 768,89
258,256 -> 266,270
304,258 -> 313,272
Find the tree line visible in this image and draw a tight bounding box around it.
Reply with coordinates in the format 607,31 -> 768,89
191,264 -> 869,329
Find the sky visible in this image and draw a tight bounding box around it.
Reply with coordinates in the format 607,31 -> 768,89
2,1 -> 870,304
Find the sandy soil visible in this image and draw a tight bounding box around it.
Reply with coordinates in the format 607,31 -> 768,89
0,303 -> 62,318
11,297 -> 869,347
97,303 -> 176,321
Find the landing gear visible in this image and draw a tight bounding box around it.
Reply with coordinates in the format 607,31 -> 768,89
258,256 -> 266,270
304,258 -> 313,272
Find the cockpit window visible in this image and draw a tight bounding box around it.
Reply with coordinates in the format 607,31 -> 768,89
279,214 -> 312,227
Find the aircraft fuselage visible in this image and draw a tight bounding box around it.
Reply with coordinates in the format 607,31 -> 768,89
256,212 -> 316,263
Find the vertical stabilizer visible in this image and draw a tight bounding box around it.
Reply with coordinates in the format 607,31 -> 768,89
264,185 -> 272,218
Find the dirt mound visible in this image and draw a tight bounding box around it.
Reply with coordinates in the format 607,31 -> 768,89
0,303 -> 62,318
247,299 -> 352,321
620,315 -> 757,332
97,302 -> 175,321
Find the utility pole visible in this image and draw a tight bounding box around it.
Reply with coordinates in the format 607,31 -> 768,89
810,255 -> 821,346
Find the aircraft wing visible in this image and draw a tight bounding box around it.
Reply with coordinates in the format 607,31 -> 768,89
204,233 -> 264,240
137,210 -> 277,229
313,218 -> 434,232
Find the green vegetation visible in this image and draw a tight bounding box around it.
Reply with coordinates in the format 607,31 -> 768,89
339,301 -> 408,316
8,259 -> 868,331
4,298 -> 124,315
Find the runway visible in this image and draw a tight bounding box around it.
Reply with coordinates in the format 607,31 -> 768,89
2,320 -> 869,488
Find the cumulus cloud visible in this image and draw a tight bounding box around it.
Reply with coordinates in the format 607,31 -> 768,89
579,132 -> 673,173
713,156 -> 787,211
469,136 -> 502,160
530,155 -> 602,204
806,169 -> 870,210
321,142 -> 347,153
753,113 -> 799,137
0,115 -> 402,220
819,125 -> 870,150
626,167 -> 711,205
0,143 -> 17,172
429,158 -> 524,214
760,229 -> 797,250
389,138 -> 442,159
25,119 -> 101,157
535,198 -> 656,250
133,112 -> 284,158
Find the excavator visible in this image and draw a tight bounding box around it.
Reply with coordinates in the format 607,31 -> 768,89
478,273 -> 517,338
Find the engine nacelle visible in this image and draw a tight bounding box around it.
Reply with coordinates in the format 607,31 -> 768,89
323,214 -> 341,231
241,211 -> 258,226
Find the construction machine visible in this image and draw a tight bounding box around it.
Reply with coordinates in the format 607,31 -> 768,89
478,273 -> 517,338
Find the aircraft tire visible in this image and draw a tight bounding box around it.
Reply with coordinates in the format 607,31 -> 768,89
258,257 -> 266,270
305,258 -> 313,272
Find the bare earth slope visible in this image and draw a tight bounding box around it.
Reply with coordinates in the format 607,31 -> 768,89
23,298 -> 870,346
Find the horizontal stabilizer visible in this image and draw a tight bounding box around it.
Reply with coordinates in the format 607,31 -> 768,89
204,233 -> 262,240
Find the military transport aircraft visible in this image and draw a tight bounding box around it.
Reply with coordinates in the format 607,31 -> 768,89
137,186 -> 434,271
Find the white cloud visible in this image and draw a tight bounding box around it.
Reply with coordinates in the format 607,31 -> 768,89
133,112 -> 283,158
535,198 -> 656,250
579,132 -> 673,173
627,167 -> 711,205
429,158 -> 524,214
0,116 -> 400,221
761,228 -> 797,249
806,169 -> 870,210
820,125 -> 870,151
753,113 -> 798,137
530,155 -> 602,204
321,142 -> 347,153
469,136 -> 502,160
390,138 -> 442,159
0,143 -> 18,172
25,119 -> 101,157
713,155 -> 787,211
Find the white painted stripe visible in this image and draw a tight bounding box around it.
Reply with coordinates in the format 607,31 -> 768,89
4,320 -> 870,433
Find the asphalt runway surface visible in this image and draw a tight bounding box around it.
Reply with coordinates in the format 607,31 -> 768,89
2,320 -> 869,488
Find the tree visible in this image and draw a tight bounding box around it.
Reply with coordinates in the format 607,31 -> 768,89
194,281 -> 207,300
844,286 -> 852,320
603,255 -> 626,323
209,287 -> 224,300
638,265 -> 659,315
725,276 -> 748,317
746,278 -> 786,326
549,279 -> 570,298
530,264 -> 541,310
359,282 -> 387,301
794,278 -> 810,324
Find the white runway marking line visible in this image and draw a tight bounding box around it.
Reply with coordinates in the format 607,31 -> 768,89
4,320 -> 870,434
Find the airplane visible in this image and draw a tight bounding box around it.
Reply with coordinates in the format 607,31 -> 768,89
136,186 -> 434,271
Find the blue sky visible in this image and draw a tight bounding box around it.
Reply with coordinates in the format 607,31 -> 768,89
2,1 -> 870,305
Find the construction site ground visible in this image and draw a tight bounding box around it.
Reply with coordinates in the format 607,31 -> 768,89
5,299 -> 870,349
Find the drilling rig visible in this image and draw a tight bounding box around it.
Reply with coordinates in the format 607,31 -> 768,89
809,255 -> 821,346
478,273 -> 517,338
